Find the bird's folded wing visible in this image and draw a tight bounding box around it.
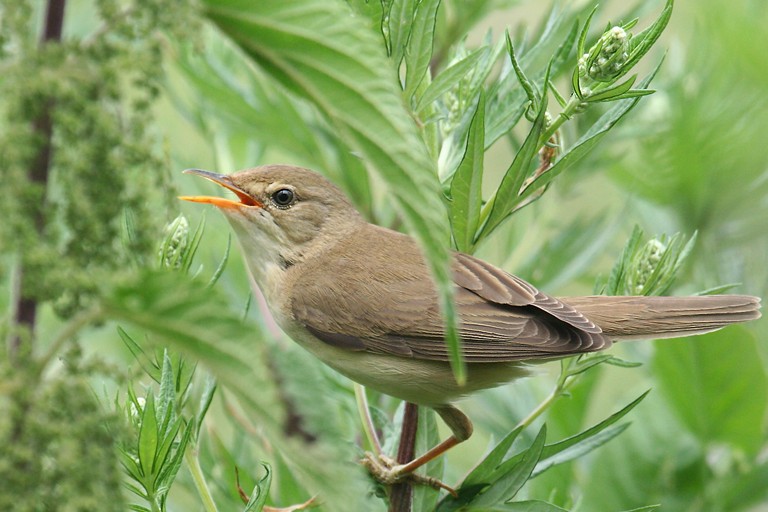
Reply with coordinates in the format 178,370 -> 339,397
291,249 -> 611,363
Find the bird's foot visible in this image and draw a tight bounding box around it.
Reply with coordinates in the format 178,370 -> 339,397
361,452 -> 457,496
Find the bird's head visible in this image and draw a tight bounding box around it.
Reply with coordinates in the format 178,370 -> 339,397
180,165 -> 362,274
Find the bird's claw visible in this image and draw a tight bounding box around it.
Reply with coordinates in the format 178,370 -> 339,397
361,452 -> 457,497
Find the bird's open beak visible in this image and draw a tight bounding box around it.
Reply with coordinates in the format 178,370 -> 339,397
179,169 -> 263,209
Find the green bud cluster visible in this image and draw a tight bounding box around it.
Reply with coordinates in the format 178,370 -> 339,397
579,26 -> 630,82
158,215 -> 190,270
631,238 -> 666,294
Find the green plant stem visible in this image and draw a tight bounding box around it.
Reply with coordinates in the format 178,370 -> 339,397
185,447 -> 219,512
515,385 -> 562,431
515,361 -> 577,430
36,306 -> 104,375
355,384 -> 382,453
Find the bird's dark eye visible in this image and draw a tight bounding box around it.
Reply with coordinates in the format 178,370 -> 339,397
271,188 -> 294,207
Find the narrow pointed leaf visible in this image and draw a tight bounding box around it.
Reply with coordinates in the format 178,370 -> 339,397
493,391 -> 649,481
479,88 -> 548,241
387,0 -> 418,68
450,92 -> 486,252
496,501 -> 570,511
506,32 -> 537,108
463,427 -> 524,489
586,75 -> 637,102
471,425 -> 547,507
244,463 -> 272,511
621,0 -> 673,75
138,393 -> 158,479
416,47 -> 488,112
404,0 -> 441,100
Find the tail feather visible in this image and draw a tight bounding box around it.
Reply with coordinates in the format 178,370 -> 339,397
560,295 -> 761,340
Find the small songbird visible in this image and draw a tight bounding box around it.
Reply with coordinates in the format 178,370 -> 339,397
181,164 -> 761,488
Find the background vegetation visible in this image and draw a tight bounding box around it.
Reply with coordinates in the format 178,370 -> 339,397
1,0 -> 766,511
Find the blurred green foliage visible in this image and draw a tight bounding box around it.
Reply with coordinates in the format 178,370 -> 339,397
0,0 -> 766,511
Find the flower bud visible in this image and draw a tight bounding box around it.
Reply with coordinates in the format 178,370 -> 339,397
632,238 -> 665,294
585,26 -> 630,82
158,214 -> 189,269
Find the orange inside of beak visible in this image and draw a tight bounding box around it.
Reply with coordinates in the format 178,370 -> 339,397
179,175 -> 263,209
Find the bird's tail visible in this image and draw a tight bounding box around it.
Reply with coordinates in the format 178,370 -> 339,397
561,295 -> 761,340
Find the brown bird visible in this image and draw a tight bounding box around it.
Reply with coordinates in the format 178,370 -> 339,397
180,164 -> 761,490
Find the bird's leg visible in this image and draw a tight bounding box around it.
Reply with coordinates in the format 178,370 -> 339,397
361,404 -> 473,496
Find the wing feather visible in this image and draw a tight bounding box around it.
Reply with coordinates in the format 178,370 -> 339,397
289,227 -> 610,363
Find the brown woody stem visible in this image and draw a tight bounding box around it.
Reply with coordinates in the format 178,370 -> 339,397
389,402 -> 419,512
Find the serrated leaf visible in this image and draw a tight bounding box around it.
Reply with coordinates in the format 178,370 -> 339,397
404,0 -> 440,100
204,0 -> 461,381
449,92 -> 485,252
470,425 -> 547,507
416,47 -> 488,112
105,271 -> 253,378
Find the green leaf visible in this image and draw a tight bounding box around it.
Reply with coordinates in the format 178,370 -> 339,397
479,87 -> 548,241
463,426 -> 524,489
202,0 -> 461,381
244,463 -> 272,511
518,61 -> 661,206
195,376 -> 217,439
138,393 -> 158,481
119,326 -> 161,382
156,351 -> 175,430
653,326 -> 768,454
495,391 -> 648,480
416,47 -> 488,113
585,74 -> 637,102
470,425 -> 547,508
449,92 -> 485,252
620,0 -> 673,79
532,423 -> 629,478
105,271 -> 253,379
505,32 -> 537,111
155,419 -> 193,493
387,0 -> 418,68
492,501 -> 570,512
404,0 -> 441,100
207,234 -> 230,287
